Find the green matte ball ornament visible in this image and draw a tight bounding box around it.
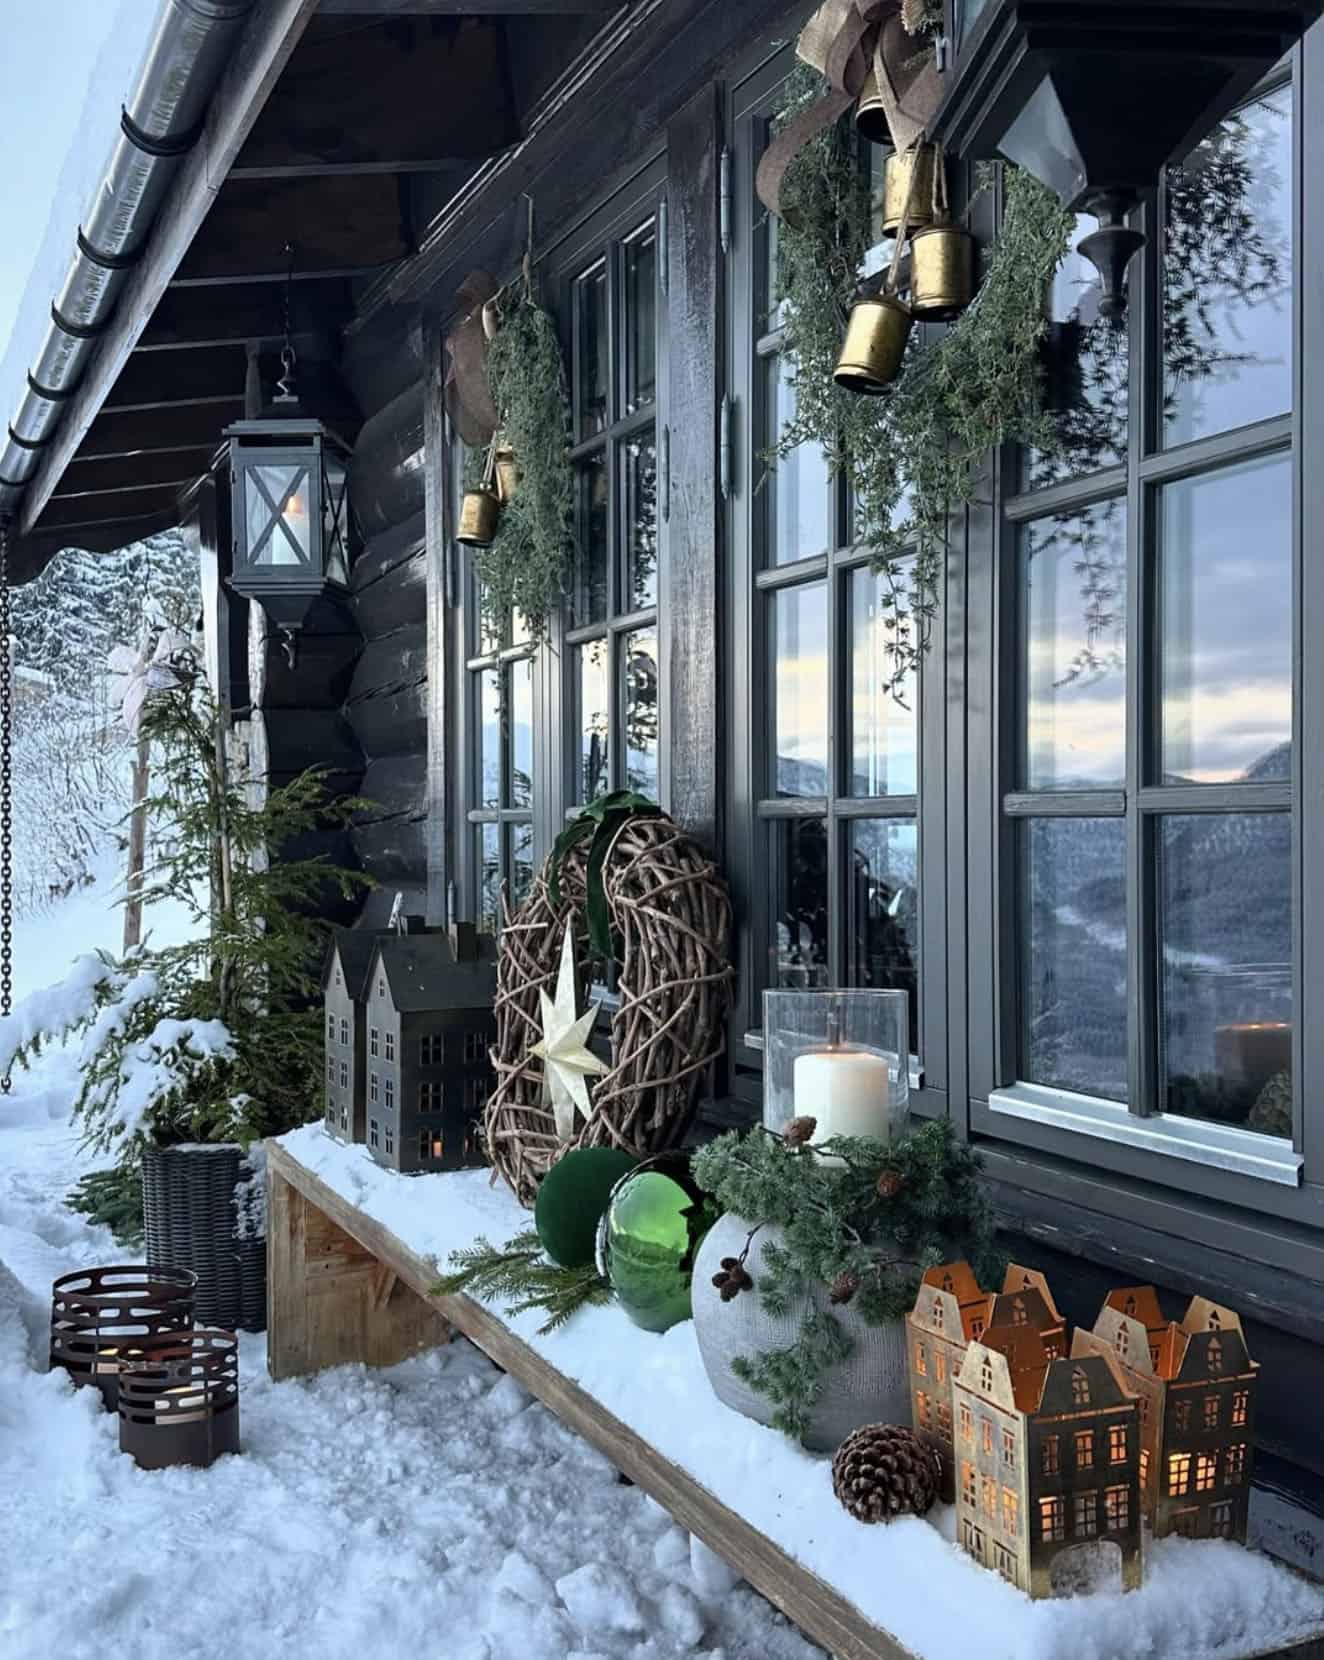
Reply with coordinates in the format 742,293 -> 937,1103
598,1155 -> 717,1334
535,1147 -> 640,1268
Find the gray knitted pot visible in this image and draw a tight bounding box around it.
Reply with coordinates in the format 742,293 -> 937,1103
692,1212 -> 910,1451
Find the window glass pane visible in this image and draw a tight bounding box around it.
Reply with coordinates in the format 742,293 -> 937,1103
848,819 -> 920,1053
772,581 -> 829,798
770,817 -> 829,989
624,434 -> 658,611
509,657 -> 533,810
1161,813 -> 1292,1137
577,638 -> 610,804
1023,504 -> 1127,790
766,354 -> 831,567
574,453 -> 609,625
509,822 -> 535,911
477,823 -> 501,934
1164,80 -> 1293,445
625,226 -> 657,412
1160,453 -> 1291,784
477,669 -> 500,809
849,564 -> 917,796
511,608 -> 531,648
576,261 -> 610,438
624,628 -> 659,797
1022,817 -> 1128,1101
1023,219 -> 1128,487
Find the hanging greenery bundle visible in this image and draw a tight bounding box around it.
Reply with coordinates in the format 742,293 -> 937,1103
772,64 -> 1074,697
473,273 -> 574,639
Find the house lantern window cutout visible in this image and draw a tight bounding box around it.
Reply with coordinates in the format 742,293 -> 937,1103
1207,1338 -> 1223,1374
933,1300 -> 945,1332
1012,1297 -> 1028,1326
1071,1368 -> 1091,1407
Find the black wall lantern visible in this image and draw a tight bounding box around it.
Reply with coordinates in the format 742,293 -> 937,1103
936,0 -> 1323,318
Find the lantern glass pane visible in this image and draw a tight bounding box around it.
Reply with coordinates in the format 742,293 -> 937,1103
323,454 -> 349,585
244,463 -> 311,566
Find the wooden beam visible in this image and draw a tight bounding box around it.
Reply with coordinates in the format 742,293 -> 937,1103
103,344 -> 250,411
55,447 -> 215,498
230,158 -> 472,179
75,401 -> 243,462
138,283 -> 351,350
169,265 -> 384,289
35,480 -> 192,532
20,0 -> 324,536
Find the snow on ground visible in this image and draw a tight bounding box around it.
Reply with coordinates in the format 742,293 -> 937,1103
0,881 -> 824,1660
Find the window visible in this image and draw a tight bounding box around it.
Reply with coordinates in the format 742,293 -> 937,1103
1207,1337 -> 1224,1375
463,1031 -> 485,1065
935,1349 -> 947,1385
917,1391 -> 931,1429
325,1098 -> 336,1126
369,1120 -> 379,1149
959,1401 -> 974,1442
1225,1443 -> 1249,1485
339,1061 -> 348,1090
1172,1508 -> 1200,1539
1195,1453 -> 1218,1493
419,1081 -> 442,1113
1168,1452 -> 1193,1496
327,1013 -> 335,1043
914,1342 -> 927,1377
1210,1501 -> 1235,1539
962,1519 -> 984,1558
982,1418 -> 994,1456
1231,1390 -> 1249,1428
961,1461 -> 977,1508
981,1475 -> 997,1518
340,1104 -> 347,1132
340,1017 -> 349,1048
1108,1424 -> 1128,1465
1074,1492 -> 1099,1539
465,1075 -> 487,1110
1140,1449 -> 1151,1489
1001,1487 -> 1019,1535
980,1358 -> 994,1396
369,1027 -> 379,1059
326,1057 -> 334,1085
384,1125 -> 394,1158
1039,1497 -> 1066,1543
384,1078 -> 395,1112
1203,1394 -> 1221,1432
1074,1429 -> 1094,1468
384,1031 -> 396,1064
1001,1428 -> 1016,1469
993,1544 -> 1016,1582
1041,1435 -> 1060,1475
369,1073 -> 379,1104
937,1401 -> 952,1436
421,1034 -> 444,1066
377,978 -> 385,1000
419,1126 -> 443,1162
1173,1398 -> 1192,1433
1104,1485 -> 1131,1532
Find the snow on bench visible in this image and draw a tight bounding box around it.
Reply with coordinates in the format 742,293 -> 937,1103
268,1126 -> 1324,1660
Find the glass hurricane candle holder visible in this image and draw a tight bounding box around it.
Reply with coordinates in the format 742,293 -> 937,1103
762,989 -> 910,1147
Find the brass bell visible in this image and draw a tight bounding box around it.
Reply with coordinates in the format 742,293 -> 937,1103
854,69 -> 891,147
909,223 -> 975,322
881,144 -> 937,236
834,295 -> 914,395
457,487 -> 500,546
494,443 -> 518,504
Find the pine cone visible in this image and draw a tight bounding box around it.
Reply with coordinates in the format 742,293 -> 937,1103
712,1261 -> 753,1302
876,1169 -> 905,1201
831,1424 -> 940,1524
829,1271 -> 860,1306
784,1116 -> 817,1147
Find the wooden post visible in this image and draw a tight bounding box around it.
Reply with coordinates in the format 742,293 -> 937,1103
122,726 -> 151,953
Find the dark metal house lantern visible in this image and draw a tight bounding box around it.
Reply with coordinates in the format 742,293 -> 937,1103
363,923 -> 498,1174
49,1266 -> 196,1407
935,0 -> 1324,317
322,929 -> 387,1145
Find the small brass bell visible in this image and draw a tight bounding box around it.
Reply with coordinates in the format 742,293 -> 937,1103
457,487 -> 500,546
854,69 -> 891,147
881,145 -> 937,236
834,295 -> 914,395
909,223 -> 975,321
494,443 -> 518,504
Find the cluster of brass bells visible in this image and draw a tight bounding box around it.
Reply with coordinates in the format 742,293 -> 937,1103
834,142 -> 976,397
457,436 -> 518,548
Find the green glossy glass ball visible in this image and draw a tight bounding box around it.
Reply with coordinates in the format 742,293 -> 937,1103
598,1156 -> 715,1334
534,1147 -> 639,1268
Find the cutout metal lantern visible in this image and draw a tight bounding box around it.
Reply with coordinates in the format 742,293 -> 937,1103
224,382 -> 354,667
934,0 -> 1324,318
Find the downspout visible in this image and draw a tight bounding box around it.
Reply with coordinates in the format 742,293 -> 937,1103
0,0 -> 255,522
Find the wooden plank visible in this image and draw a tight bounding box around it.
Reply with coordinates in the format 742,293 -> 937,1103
664,83 -> 722,851
19,0 -> 323,534
74,400 -> 245,462
348,384 -> 427,538
422,321 -> 451,926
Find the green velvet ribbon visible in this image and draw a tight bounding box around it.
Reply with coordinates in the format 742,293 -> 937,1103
547,791 -> 662,960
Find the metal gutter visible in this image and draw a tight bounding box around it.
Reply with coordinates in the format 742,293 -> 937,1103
0,0 -> 255,522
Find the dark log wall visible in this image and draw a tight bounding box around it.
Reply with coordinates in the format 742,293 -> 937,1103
342,319 -> 431,927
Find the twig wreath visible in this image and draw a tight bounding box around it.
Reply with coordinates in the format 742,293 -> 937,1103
484,800 -> 734,1206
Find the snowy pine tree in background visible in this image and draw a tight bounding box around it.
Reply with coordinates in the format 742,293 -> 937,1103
7,531 -> 199,916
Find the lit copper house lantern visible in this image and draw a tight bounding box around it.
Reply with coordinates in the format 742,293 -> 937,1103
934,0 -> 1324,317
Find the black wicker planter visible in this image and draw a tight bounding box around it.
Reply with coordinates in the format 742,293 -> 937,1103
142,1145 -> 266,1332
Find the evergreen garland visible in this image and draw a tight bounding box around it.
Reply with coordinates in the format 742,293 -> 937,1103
473,277 -> 574,640
433,1230 -> 611,1333
772,65 -> 1074,697
692,1119 -> 1003,1440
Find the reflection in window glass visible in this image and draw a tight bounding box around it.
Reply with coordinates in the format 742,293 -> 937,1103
770,817 -> 829,988
766,354 -> 831,566
1161,813 -> 1292,1137
509,657 -> 533,809
1022,818 -> 1128,1101
574,452 -> 609,625
576,262 -> 609,438
848,820 -> 920,1052
625,227 -> 657,412
511,823 -> 535,910
850,565 -> 917,796
773,582 -> 829,798
1164,81 -> 1293,445
577,639 -> 609,804
1161,454 -> 1291,784
477,823 -> 501,934
624,628 -> 659,797
478,669 -> 500,809
1022,505 -> 1127,790
625,435 -> 658,610
1023,218 -> 1128,487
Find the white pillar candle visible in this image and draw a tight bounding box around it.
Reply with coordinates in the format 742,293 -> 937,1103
793,1047 -> 891,1143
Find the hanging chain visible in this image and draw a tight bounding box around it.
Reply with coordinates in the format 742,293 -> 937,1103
0,517 -> 14,1088
275,240 -> 298,401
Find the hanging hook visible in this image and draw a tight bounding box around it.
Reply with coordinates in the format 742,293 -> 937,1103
275,241 -> 298,402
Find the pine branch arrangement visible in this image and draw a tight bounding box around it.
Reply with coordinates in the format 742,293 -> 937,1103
692,1119 -> 1004,1440
433,1230 -> 612,1334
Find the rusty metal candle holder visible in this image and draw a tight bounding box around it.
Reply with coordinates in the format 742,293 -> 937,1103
117,1329 -> 240,1470
49,1265 -> 197,1408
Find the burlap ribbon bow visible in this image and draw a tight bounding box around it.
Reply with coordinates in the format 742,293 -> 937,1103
756,0 -> 944,221
444,270 -> 501,448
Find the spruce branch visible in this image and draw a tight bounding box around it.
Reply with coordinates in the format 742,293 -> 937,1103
433,1231 -> 611,1335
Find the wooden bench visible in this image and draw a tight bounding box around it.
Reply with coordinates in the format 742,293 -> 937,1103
266,1138 -> 1324,1660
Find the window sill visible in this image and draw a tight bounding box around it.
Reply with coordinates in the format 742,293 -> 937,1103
988,1082 -> 1303,1188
